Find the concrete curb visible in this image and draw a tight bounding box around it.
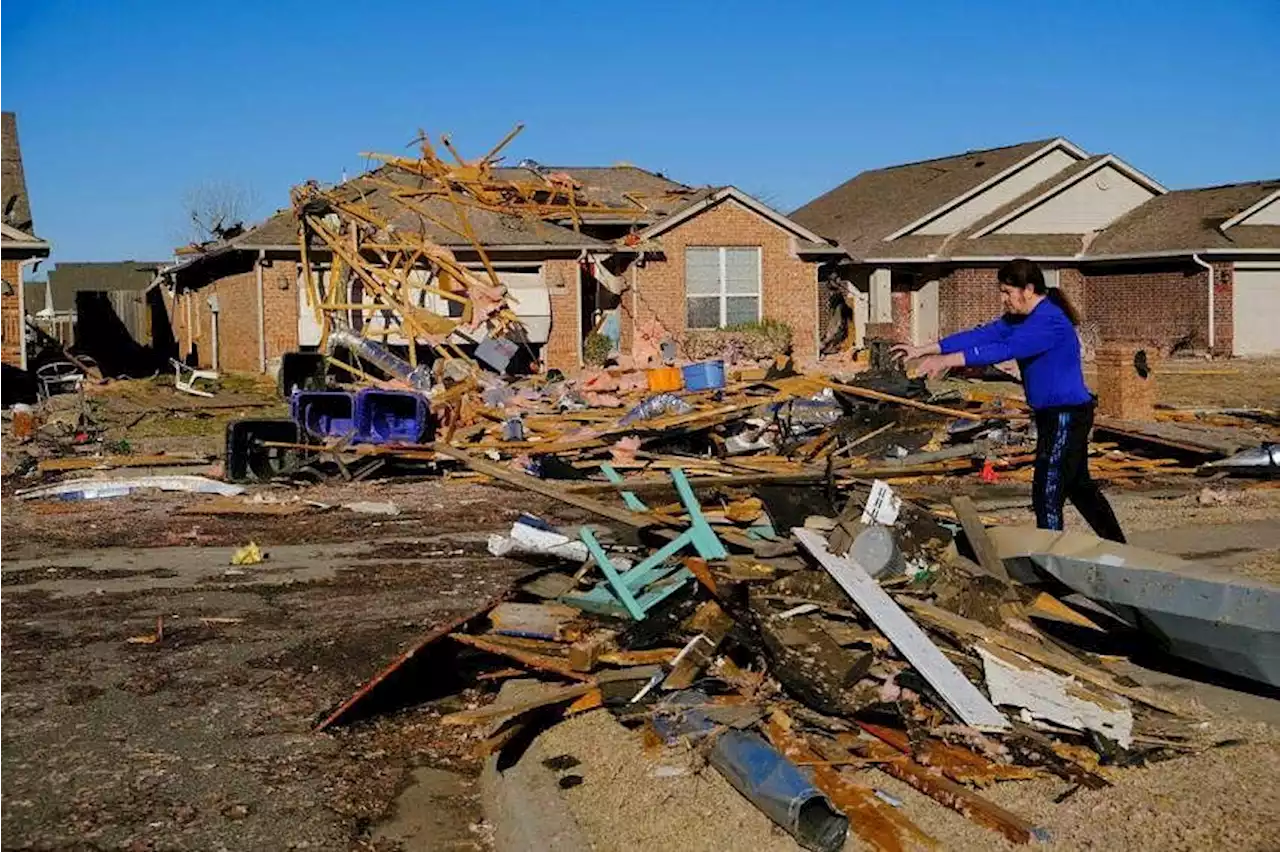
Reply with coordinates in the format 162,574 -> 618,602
480,751 -> 592,852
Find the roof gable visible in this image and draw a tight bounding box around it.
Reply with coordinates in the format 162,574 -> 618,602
973,154 -> 1165,237
789,138 -> 1082,258
1221,189 -> 1280,229
637,186 -> 837,247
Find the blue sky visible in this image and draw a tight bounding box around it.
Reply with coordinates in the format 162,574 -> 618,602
3,0 -> 1278,268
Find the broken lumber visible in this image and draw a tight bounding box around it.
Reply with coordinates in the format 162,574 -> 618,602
950,496 -> 1010,581
764,713 -> 938,852
900,598 -> 1183,715
794,528 -> 1010,731
442,682 -> 596,725
448,632 -> 594,681
836,734 -> 1046,845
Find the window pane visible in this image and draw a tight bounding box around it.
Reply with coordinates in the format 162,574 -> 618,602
685,248 -> 721,295
686,296 -> 720,329
724,248 -> 759,295
724,296 -> 759,327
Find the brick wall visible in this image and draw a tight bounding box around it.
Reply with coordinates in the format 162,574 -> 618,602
542,259 -> 579,372
1,258 -> 23,366
1083,261 -> 1230,355
938,266 -> 1002,336
167,260 -> 300,373
630,198 -> 821,363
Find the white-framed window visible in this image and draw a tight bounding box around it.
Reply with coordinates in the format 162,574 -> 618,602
685,246 -> 761,329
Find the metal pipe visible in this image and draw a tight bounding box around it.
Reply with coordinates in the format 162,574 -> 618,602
16,257 -> 42,370
1191,253 -> 1215,356
326,326 -> 432,391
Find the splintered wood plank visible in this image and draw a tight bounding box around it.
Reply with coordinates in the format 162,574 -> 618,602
765,712 -> 937,852
950,496 -> 1010,581
900,598 -> 1184,716
794,528 -> 1010,732
835,734 -> 1045,845
315,592 -> 507,731
448,633 -> 593,681
431,445 -> 658,529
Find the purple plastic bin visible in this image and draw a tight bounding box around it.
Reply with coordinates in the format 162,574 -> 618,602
354,389 -> 431,444
291,391 -> 356,440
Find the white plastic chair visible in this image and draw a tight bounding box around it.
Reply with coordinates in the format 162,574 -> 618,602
171,359 -> 218,397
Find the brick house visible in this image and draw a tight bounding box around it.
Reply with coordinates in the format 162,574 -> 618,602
2,111 -> 51,370
154,168 -> 838,374
792,138 -> 1280,357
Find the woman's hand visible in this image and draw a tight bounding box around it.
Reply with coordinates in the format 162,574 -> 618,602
914,352 -> 966,379
889,343 -> 927,363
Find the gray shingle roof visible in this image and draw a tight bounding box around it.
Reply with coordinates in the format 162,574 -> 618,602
2,111 -> 35,235
44,261 -> 167,312
1087,180 -> 1280,255
790,139 -> 1059,258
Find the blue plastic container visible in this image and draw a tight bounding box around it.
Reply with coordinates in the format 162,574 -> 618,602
682,360 -> 726,391
291,391 -> 356,440
354,389 -> 431,444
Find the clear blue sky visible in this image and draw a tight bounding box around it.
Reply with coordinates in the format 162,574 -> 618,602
4,0 -> 1278,268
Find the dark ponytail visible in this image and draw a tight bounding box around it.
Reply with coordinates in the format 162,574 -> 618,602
997,258 -> 1080,326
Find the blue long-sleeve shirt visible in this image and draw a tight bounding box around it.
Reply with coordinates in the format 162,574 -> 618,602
938,299 -> 1091,410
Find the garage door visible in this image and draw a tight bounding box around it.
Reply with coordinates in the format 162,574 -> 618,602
1233,264 -> 1280,356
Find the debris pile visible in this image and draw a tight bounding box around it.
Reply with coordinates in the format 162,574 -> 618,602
315,464 -> 1272,851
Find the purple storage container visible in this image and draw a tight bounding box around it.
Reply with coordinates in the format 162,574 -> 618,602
354,389 -> 431,444
290,391 -> 357,440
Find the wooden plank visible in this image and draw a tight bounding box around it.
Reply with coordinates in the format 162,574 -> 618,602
827,380 -> 1025,423
764,712 -> 938,852
900,598 -> 1184,716
833,734 -> 1044,845
950,496 -> 1010,581
431,444 -> 659,529
793,528 -> 1010,731
38,454 -> 211,473
448,632 -> 594,681
315,592 -> 507,731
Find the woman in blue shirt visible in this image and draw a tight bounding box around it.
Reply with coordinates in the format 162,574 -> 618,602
892,259 -> 1126,543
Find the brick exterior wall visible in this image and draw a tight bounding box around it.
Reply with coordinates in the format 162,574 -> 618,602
938,266 -> 1002,336
629,198 -> 821,365
542,259 -> 579,372
167,261 -> 299,373
1,258 -> 23,366
1083,261 -> 1231,356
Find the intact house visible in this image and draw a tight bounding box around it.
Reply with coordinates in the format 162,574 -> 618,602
2,111 -> 51,370
791,137 -> 1280,357
152,166 -> 840,374
26,261 -> 173,375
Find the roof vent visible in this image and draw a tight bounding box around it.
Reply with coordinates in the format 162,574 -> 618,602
973,159 -> 986,168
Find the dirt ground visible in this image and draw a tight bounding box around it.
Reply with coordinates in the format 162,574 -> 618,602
3,366 -> 1279,851
0,481 -> 586,851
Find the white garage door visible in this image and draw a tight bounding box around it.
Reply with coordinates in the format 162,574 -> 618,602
1233,264 -> 1280,356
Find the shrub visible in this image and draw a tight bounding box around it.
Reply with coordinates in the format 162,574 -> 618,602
683,319 -> 792,363
583,332 -> 613,367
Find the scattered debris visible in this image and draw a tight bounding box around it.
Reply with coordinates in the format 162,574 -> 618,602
230,542 -> 265,566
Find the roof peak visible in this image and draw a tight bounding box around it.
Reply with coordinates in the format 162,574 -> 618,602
870,137 -> 1067,173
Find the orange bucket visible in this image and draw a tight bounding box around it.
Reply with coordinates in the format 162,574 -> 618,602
646,366 -> 683,392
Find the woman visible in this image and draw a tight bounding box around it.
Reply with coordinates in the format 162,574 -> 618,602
891,259 -> 1126,543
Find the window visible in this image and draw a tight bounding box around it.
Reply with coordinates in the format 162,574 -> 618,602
685,247 -> 761,329
1043,268 -> 1060,289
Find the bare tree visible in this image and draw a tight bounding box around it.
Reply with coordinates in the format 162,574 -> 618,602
181,180 -> 259,244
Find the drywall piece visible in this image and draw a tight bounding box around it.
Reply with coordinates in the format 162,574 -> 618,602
794,528 -> 1010,731
978,645 -> 1133,748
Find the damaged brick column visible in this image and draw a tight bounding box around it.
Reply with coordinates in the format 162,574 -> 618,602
1095,343 -> 1158,421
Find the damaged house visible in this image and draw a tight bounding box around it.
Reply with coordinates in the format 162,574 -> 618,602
153,163 -> 840,375
792,138 -> 1280,357
2,111 -> 52,370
